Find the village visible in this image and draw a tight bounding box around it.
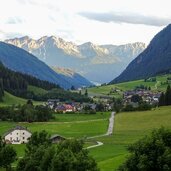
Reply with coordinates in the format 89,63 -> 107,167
3,86 -> 162,145
46,86 -> 161,113
123,89 -> 161,106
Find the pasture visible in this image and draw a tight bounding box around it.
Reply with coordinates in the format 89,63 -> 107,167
88,74 -> 171,98
90,106 -> 171,170
0,106 -> 171,170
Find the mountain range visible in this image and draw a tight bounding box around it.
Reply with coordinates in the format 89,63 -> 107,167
5,36 -> 146,83
111,24 -> 171,84
0,41 -> 92,89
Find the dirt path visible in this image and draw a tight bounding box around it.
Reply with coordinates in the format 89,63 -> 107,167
19,118 -> 106,124
106,112 -> 115,135
86,141 -> 104,149
86,112 -> 115,149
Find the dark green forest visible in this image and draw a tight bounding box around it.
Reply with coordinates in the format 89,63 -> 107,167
0,102 -> 53,122
0,62 -> 90,102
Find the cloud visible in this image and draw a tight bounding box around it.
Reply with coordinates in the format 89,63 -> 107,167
16,0 -> 60,11
6,17 -> 24,24
4,32 -> 24,39
0,29 -> 23,40
79,12 -> 171,26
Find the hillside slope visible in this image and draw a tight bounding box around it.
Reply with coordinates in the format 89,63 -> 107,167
111,24 -> 171,83
0,42 -> 91,89
5,36 -> 145,83
52,67 -> 93,88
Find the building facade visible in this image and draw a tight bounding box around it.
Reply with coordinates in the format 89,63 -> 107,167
4,126 -> 32,144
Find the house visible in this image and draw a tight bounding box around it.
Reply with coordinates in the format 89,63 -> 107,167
4,126 -> 32,144
55,104 -> 76,113
50,134 -> 66,143
63,104 -> 75,112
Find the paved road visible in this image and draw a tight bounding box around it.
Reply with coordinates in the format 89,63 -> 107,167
86,141 -> 104,149
86,112 -> 115,149
106,112 -> 115,135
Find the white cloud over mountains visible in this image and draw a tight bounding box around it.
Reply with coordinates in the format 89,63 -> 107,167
79,12 -> 171,27
0,0 -> 171,44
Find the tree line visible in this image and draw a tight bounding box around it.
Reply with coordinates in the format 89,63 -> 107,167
0,62 -> 91,103
0,62 -> 58,97
0,102 -> 53,122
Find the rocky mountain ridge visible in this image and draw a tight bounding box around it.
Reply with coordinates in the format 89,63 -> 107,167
5,36 -> 146,83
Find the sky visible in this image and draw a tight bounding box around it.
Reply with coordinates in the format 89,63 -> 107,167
0,0 -> 171,45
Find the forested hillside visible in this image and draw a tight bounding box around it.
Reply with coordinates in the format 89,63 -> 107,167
0,62 -> 58,99
112,24 -> 171,83
0,62 -> 90,102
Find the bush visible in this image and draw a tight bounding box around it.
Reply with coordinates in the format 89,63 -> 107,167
17,132 -> 99,171
118,128 -> 171,171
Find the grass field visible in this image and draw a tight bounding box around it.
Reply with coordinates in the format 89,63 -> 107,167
0,106 -> 171,170
89,106 -> 171,171
0,91 -> 43,107
0,92 -> 27,106
0,113 -> 109,168
52,112 -> 111,122
27,85 -> 48,95
88,74 -> 171,98
0,113 -> 110,136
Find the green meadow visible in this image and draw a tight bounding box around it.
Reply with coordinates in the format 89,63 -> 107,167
0,92 -> 27,106
0,91 -> 43,107
27,85 -> 48,95
52,112 -> 111,122
90,106 -> 171,171
88,74 -> 171,98
0,106 -> 171,170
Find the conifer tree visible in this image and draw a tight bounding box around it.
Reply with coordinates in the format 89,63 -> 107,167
85,89 -> 88,97
165,85 -> 171,105
0,79 -> 4,101
158,92 -> 165,106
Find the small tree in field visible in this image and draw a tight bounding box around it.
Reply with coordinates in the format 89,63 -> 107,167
17,131 -> 99,171
118,128 -> 171,171
0,136 -> 16,170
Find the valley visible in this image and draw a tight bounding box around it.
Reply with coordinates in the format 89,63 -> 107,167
1,7 -> 171,170
5,36 -> 145,83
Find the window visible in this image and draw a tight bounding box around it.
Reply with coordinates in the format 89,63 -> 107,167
17,133 -> 18,135
10,137 -> 12,141
23,132 -> 25,135
23,137 -> 25,140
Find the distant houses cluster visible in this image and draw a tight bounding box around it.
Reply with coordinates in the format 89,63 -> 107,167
46,99 -> 112,113
123,89 -> 161,105
46,99 -> 80,113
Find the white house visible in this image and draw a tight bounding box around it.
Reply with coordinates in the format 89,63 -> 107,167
4,126 -> 32,144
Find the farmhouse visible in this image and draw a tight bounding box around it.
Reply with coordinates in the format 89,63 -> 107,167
4,126 -> 32,144
50,134 -> 66,143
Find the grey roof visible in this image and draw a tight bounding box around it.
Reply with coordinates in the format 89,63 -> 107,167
50,134 -> 65,140
3,125 -> 32,137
